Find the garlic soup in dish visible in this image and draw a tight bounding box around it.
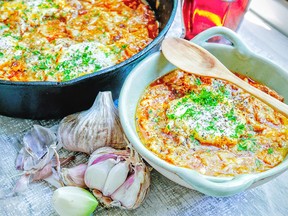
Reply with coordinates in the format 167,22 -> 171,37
136,69 -> 288,177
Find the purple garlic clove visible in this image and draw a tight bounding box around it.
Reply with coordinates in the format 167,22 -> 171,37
61,164 -> 88,188
111,165 -> 144,209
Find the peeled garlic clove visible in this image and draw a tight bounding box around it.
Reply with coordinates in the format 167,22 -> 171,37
61,164 -> 87,188
84,158 -> 116,190
58,91 -> 126,154
102,161 -> 129,196
52,186 -> 98,216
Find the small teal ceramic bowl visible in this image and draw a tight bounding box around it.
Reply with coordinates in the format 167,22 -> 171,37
119,27 -> 288,197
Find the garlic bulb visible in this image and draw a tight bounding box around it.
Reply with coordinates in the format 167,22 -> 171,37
84,146 -> 150,209
58,91 -> 126,154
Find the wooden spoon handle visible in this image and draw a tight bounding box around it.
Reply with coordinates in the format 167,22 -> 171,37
227,74 -> 288,118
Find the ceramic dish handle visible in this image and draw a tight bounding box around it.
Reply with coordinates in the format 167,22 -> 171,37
191,26 -> 251,57
174,168 -> 256,197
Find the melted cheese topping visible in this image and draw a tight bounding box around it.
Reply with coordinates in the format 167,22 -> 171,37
136,69 -> 288,177
0,0 -> 158,81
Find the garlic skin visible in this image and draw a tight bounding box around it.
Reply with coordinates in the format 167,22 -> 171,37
16,125 -> 58,171
84,146 -> 150,209
58,91 -> 126,154
14,125 -> 64,193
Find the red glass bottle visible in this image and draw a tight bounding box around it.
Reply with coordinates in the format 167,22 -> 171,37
182,0 -> 250,40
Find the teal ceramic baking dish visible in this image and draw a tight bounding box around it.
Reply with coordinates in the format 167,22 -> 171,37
119,27 -> 288,197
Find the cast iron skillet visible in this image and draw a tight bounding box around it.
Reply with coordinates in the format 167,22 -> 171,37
0,0 -> 178,119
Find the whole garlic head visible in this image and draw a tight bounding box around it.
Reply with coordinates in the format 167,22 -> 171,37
58,91 -> 126,154
84,146 -> 150,210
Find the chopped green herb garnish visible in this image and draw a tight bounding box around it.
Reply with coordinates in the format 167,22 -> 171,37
82,53 -> 90,66
224,108 -> 237,121
235,123 -> 245,135
206,124 -> 216,131
15,45 -> 26,50
12,35 -> 21,40
189,89 -> 224,107
48,71 -> 55,76
3,32 -> 12,37
32,50 -> 40,55
237,138 -> 257,152
255,159 -> 262,168
182,107 -> 197,119
0,52 -> 4,58
14,55 -> 22,60
247,133 -> 253,138
231,123 -> 246,138
94,64 -> 102,71
189,135 -> 195,141
267,148 -> 274,154
195,78 -> 202,86
218,85 -> 230,97
63,75 -> 71,81
111,45 -> 121,55
38,62 -> 48,70
0,24 -> 9,30
167,113 -> 176,119
181,97 -> 188,103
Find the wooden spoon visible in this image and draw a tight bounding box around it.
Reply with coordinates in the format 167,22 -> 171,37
161,37 -> 288,118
